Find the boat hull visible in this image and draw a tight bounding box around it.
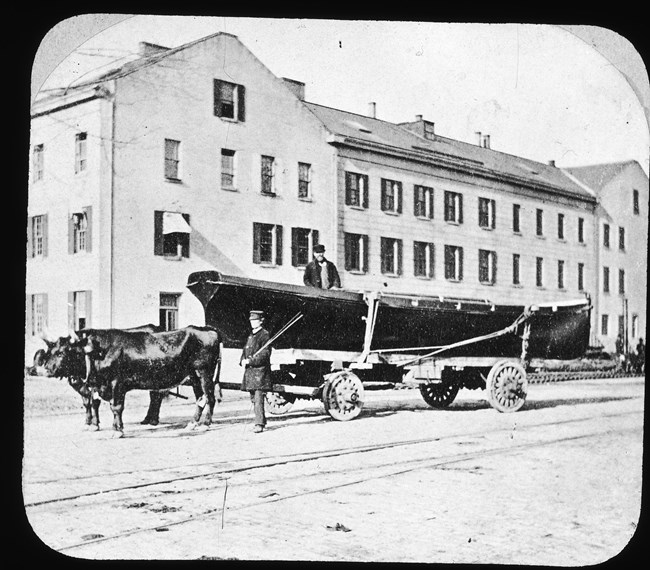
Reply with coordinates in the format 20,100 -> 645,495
187,271 -> 591,361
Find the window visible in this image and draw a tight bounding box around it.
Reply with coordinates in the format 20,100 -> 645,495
444,245 -> 464,281
26,293 -> 48,336
291,227 -> 319,267
557,213 -> 565,240
164,138 -> 181,180
619,227 -> 625,251
632,314 -> 639,338
444,192 -> 463,223
512,204 -> 521,233
633,189 -> 639,215
344,233 -> 369,273
536,257 -> 544,287
253,222 -> 283,265
154,211 -> 191,258
578,217 -> 585,243
603,223 -> 610,248
345,172 -> 369,208
68,207 -> 92,254
32,144 -> 44,182
536,209 -> 544,236
68,290 -> 91,330
618,269 -> 625,294
221,149 -> 236,188
159,293 -> 180,331
260,155 -> 276,195
27,214 -> 48,258
381,179 -> 403,214
512,254 -> 521,285
380,237 -> 403,275
601,314 -> 609,336
557,260 -> 565,289
578,263 -> 585,291
478,198 -> 496,229
298,162 -> 311,199
478,249 -> 497,284
414,185 -> 434,219
413,241 -> 435,278
213,79 -> 245,121
74,132 -> 87,173
603,267 -> 610,293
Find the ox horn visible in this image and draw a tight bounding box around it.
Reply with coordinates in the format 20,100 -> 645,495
69,329 -> 80,343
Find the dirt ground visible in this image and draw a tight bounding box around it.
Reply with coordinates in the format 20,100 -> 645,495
22,375 -> 644,563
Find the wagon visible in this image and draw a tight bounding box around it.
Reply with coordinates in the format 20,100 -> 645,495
187,271 -> 592,420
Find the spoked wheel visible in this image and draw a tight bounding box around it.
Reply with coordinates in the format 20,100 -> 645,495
487,360 -> 528,413
265,392 -> 296,415
322,370 -> 364,421
419,379 -> 459,408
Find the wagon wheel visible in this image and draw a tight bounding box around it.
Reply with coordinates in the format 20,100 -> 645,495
322,371 -> 365,421
419,379 -> 459,408
265,392 -> 296,415
487,360 -> 528,413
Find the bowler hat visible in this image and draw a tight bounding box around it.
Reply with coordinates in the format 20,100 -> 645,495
313,244 -> 326,253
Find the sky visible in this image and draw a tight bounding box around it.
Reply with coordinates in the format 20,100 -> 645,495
32,15 -> 649,175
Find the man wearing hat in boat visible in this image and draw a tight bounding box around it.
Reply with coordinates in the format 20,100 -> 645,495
303,244 -> 341,289
240,310 -> 272,433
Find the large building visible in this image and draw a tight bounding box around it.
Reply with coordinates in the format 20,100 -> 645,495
26,32 -> 648,363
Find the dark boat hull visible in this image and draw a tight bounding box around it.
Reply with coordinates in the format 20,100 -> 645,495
187,271 -> 591,361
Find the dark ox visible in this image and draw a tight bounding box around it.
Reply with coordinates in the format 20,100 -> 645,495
35,324 -> 166,430
43,325 -> 222,436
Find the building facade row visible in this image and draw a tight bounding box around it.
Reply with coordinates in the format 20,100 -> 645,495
27,33 -> 648,362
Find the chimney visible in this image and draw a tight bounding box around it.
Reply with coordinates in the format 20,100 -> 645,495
482,134 -> 491,149
415,114 -> 423,121
282,78 -> 306,101
368,102 -> 377,119
475,131 -> 482,146
139,42 -> 169,57
548,159 -> 556,167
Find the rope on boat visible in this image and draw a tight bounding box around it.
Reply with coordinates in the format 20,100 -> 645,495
395,309 -> 533,368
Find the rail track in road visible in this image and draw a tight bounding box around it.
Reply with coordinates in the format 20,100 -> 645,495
25,405 -> 643,554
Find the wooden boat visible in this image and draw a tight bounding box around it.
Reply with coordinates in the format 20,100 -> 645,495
186,270 -> 591,361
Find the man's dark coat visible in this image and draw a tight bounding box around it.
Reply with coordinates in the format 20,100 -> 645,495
241,327 -> 272,391
303,258 -> 341,289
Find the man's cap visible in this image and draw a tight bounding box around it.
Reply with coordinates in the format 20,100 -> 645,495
313,244 -> 326,253
249,310 -> 265,320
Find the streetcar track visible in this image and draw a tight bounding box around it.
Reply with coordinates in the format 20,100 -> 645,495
55,424 -> 640,553
25,407 -> 642,508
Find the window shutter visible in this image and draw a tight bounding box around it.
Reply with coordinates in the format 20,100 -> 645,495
493,252 -> 497,283
491,201 -> 496,229
252,223 -> 261,264
26,217 -> 32,259
363,235 -> 369,273
312,229 -> 319,251
397,184 -> 402,214
85,290 -> 92,329
84,206 -> 92,253
397,240 -> 403,275
344,173 -> 351,206
237,84 -> 246,122
413,187 -> 418,217
291,228 -> 299,267
429,190 -> 434,219
344,234 -> 352,271
154,211 -> 163,256
380,239 -> 388,274
213,79 -> 222,116
42,214 -> 48,257
459,247 -> 464,280
362,176 -> 369,209
380,181 -> 387,212
275,225 -> 283,265
458,197 -> 464,224
68,291 -> 75,331
68,214 -> 75,254
429,244 -> 435,277
43,293 -> 48,331
26,295 -> 32,336
181,213 -> 190,258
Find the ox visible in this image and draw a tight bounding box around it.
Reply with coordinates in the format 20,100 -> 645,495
44,325 -> 222,436
35,325 -> 166,430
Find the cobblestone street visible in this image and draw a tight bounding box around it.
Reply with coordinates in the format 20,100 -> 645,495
23,376 -> 643,564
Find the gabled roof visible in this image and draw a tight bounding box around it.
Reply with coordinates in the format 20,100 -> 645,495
564,160 -> 641,194
303,102 -> 596,202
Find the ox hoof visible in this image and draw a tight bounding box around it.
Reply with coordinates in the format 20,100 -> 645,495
91,425 -> 100,432
112,430 -> 124,439
195,424 -> 209,432
183,421 -> 198,431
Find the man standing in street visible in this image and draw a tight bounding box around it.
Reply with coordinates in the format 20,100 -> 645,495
303,244 -> 341,289
240,310 -> 272,433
